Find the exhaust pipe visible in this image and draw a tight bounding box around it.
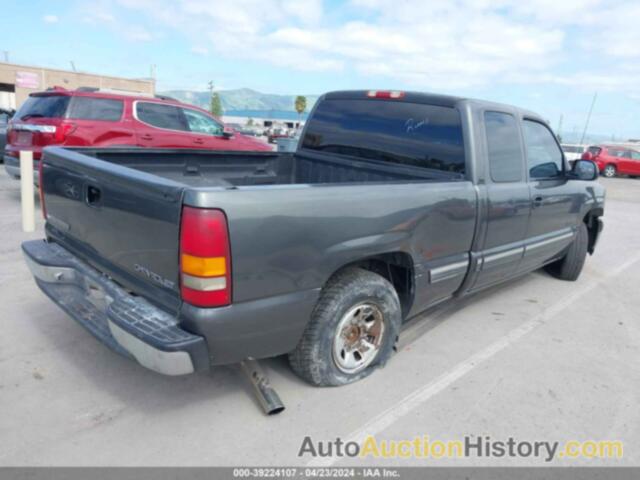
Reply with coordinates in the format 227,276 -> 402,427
240,358 -> 285,415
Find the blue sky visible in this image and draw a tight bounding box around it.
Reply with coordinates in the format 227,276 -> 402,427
2,0 -> 639,138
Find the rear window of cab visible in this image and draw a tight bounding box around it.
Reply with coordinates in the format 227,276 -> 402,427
302,99 -> 465,176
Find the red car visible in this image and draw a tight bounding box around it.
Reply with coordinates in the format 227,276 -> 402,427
3,87 -> 270,179
582,145 -> 640,178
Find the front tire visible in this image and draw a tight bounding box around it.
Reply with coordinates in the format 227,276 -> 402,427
545,223 -> 588,281
602,164 -> 617,178
288,268 -> 401,386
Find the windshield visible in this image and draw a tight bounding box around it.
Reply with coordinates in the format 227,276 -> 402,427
15,95 -> 70,120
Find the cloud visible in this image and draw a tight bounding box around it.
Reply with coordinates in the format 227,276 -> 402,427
43,14 -> 59,24
579,2 -> 640,59
104,0 -> 640,96
80,5 -> 152,42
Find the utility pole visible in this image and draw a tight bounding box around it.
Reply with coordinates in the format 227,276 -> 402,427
208,81 -> 214,94
2,51 -> 8,62
556,114 -> 563,142
70,61 -> 76,72
580,92 -> 598,145
557,114 -> 562,135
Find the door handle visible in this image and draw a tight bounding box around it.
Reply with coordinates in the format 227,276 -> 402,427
140,134 -> 153,141
86,185 -> 102,207
193,138 -> 205,145
532,196 -> 543,208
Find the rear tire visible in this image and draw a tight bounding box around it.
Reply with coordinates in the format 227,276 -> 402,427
288,268 -> 401,386
602,164 -> 617,178
545,223 -> 588,281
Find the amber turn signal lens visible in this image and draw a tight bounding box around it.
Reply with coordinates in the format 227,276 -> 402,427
181,254 -> 226,277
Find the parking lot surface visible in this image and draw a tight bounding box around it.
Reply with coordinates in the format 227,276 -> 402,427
0,173 -> 638,466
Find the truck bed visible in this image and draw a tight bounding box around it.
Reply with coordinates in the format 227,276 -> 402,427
78,148 -> 459,188
40,145 -> 474,321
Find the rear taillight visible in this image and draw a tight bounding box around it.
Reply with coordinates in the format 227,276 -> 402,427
7,123 -> 71,148
179,207 -> 231,308
6,125 -> 16,145
54,122 -> 76,144
38,160 -> 46,219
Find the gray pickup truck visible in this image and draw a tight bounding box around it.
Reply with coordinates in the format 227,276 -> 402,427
23,90 -> 604,387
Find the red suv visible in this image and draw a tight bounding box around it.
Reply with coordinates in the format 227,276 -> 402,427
4,87 -> 270,179
582,145 -> 640,178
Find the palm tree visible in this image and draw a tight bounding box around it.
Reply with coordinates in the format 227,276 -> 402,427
294,95 -> 307,128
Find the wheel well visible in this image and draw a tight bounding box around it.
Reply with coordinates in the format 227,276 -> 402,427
583,209 -> 603,254
330,252 -> 415,319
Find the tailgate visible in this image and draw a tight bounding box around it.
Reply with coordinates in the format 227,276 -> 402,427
41,147 -> 185,313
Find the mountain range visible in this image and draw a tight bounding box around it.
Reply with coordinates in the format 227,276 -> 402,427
159,88 -> 319,114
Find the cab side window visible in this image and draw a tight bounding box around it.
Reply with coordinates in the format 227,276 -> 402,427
484,111 -> 523,182
522,120 -> 563,179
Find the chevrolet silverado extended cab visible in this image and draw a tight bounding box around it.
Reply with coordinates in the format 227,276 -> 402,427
23,90 -> 604,386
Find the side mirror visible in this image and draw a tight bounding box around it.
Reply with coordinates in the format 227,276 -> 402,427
571,159 -> 598,181
222,126 -> 234,139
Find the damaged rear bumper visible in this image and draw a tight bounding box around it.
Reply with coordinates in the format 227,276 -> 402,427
22,239 -> 209,375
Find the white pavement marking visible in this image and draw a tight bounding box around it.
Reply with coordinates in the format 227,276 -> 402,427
307,252 -> 640,467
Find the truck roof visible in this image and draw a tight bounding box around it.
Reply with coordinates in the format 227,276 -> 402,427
323,90 -> 546,124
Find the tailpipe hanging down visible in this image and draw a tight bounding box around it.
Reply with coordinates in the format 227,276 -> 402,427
240,358 -> 285,415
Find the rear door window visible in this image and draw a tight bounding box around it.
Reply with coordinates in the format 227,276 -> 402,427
522,120 -> 564,179
15,95 -> 70,120
484,111 -> 523,182
302,99 -> 465,175
67,97 -> 124,121
136,102 -> 188,131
